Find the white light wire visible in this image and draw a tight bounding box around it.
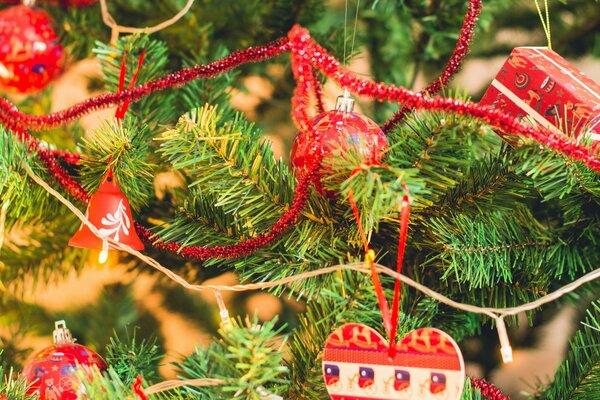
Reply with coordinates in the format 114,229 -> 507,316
24,163 -> 600,387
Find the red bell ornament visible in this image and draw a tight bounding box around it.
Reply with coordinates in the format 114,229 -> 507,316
69,171 -> 144,263
22,321 -> 108,400
0,4 -> 64,93
290,92 -> 388,195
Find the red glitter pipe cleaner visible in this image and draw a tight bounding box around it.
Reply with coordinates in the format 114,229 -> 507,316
470,377 -> 510,400
383,0 -> 483,132
47,149 -> 81,165
286,25 -> 600,173
0,38 -> 291,131
2,9 -> 599,261
13,37 -> 321,261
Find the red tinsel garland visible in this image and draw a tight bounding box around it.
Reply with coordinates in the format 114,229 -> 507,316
286,25 -> 600,172
0,5 -> 584,396
1,1 -> 598,263
471,377 -> 511,400
383,0 -> 483,132
0,38 -> 291,131
47,149 -> 81,165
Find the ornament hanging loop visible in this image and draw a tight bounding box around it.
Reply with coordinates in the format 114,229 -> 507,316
53,320 -> 74,345
335,89 -> 355,113
99,0 -> 195,45
22,0 -> 36,6
534,0 -> 552,49
0,200 -> 9,255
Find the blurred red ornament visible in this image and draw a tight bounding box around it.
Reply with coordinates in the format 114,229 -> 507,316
0,5 -> 64,93
290,93 -> 388,194
45,0 -> 98,7
69,171 -> 144,262
22,321 -> 108,400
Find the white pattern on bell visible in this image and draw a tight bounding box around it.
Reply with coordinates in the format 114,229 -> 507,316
98,199 -> 131,242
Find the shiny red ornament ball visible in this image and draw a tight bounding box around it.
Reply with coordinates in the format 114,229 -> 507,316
44,0 -> 98,7
22,321 -> 108,400
290,95 -> 388,194
0,5 -> 64,93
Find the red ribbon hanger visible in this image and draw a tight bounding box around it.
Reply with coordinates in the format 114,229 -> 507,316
347,184 -> 411,358
115,50 -> 147,120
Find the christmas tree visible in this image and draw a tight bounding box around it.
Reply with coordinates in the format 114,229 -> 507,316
1,0 -> 600,399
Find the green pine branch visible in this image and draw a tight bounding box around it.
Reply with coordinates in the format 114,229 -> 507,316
0,350 -> 35,400
105,328 -> 163,386
175,316 -> 289,399
0,129 -> 65,226
533,301 -> 600,399
78,118 -> 155,211
0,217 -> 85,296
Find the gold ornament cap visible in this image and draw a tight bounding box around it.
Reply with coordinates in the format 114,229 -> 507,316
335,89 -> 355,113
53,320 -> 75,345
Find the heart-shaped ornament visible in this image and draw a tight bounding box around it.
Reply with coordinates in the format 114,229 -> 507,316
322,323 -> 465,400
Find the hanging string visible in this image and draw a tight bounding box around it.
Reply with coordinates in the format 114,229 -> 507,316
343,0 -> 348,65
347,190 -> 393,340
348,185 -> 412,358
99,0 -> 195,44
349,0 -> 361,63
534,0 -> 552,50
0,200 -> 9,255
342,0 -> 361,89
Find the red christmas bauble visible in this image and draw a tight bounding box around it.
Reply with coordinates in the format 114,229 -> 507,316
290,96 -> 388,194
0,5 -> 64,93
45,0 -> 98,7
22,321 -> 108,400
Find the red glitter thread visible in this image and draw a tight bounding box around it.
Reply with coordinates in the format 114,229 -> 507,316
47,149 -> 81,165
382,0 -> 483,132
286,25 -> 600,172
3,17 -> 599,262
0,38 -> 290,131
470,377 -> 510,400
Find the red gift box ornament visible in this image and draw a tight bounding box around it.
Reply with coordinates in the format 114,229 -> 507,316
480,47 -> 600,142
322,323 -> 465,400
22,320 -> 108,400
69,171 -> 144,263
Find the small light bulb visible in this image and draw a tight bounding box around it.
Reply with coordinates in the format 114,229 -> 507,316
98,249 -> 109,264
496,316 -> 514,363
501,345 -> 514,363
99,239 -> 109,264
